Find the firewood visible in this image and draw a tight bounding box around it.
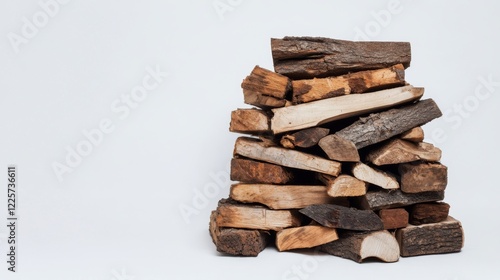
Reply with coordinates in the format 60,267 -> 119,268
292,64 -> 406,103
230,158 -> 293,184
318,134 -> 360,162
364,190 -> 445,210
409,202 -> 450,225
209,210 -> 270,256
280,127 -> 330,149
229,109 -> 270,134
400,127 -> 424,142
276,225 -> 339,251
271,85 -> 423,134
299,204 -> 384,231
335,99 -> 442,149
321,230 -> 400,263
318,174 -> 367,197
378,208 -> 409,229
271,36 -> 411,79
233,137 -> 341,176
399,162 -> 448,193
351,162 -> 399,190
396,216 -> 464,257
230,184 -> 337,209
241,65 -> 291,108
365,139 -> 442,166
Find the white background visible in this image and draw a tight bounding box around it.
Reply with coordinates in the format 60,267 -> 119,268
0,0 -> 498,279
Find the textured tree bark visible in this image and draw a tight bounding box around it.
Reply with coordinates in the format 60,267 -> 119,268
398,162 -> 448,193
299,204 -> 383,231
276,225 -> 338,251
280,127 -> 330,148
378,208 -> 409,229
241,65 -> 291,108
409,202 -> 450,225
365,139 -> 442,166
229,109 -> 270,134
230,158 -> 293,184
364,189 -> 445,210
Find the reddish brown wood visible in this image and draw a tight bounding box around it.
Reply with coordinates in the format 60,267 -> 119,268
409,202 -> 450,225
378,208 -> 409,229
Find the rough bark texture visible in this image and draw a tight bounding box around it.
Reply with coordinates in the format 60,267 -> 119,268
241,65 -> 291,108
271,37 -> 411,79
399,162 -> 448,193
276,225 -> 338,251
280,127 -> 330,149
318,134 -> 360,162
378,208 -> 409,229
365,190 -> 445,210
335,99 -> 442,149
365,139 -> 442,166
299,204 -> 383,231
230,158 -> 293,184
229,109 -> 270,134
409,202 -> 450,225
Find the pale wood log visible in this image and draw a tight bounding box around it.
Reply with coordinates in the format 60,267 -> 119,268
364,190 -> 445,210
229,109 -> 270,134
409,202 -> 450,225
299,204 -> 383,231
400,127 -> 424,142
399,162 -> 448,193
318,174 -> 367,197
351,162 -> 399,190
276,225 -> 338,251
241,65 -> 290,108
230,158 -> 293,184
378,208 -> 409,229
280,127 -> 329,149
318,134 -> 360,162
366,139 -> 442,166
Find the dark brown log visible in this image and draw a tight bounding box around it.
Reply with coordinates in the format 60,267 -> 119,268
318,134 -> 360,162
230,158 -> 293,184
241,65 -> 291,108
299,204 -> 383,231
276,225 -> 338,251
364,190 -> 445,210
409,202 -> 450,225
229,108 -> 270,134
271,37 -> 411,79
378,208 -> 409,229
399,162 -> 448,193
280,127 -> 330,149
365,139 -> 442,166
396,216 -> 464,257
335,99 -> 443,149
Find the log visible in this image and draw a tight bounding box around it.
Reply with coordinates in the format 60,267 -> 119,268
396,216 -> 464,257
318,134 -> 360,162
400,127 -> 424,142
364,190 -> 445,210
271,85 -> 424,134
280,127 -> 330,149
399,162 -> 448,193
241,65 -> 290,108
229,109 -> 270,134
292,64 -> 406,103
335,99 -> 443,149
378,208 -> 409,230
271,36 -> 411,79
409,202 -> 450,225
276,225 -> 338,251
230,158 -> 293,184
321,230 -> 400,263
299,204 -> 384,231
351,162 -> 399,190
230,184 -> 336,209
318,174 -> 367,197
209,210 -> 270,256
365,139 -> 442,166
233,137 -> 341,176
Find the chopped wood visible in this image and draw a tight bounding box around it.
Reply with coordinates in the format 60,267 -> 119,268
229,109 -> 270,134
321,230 -> 400,263
292,64 -> 406,103
233,137 -> 341,176
365,139 -> 442,166
399,162 -> 448,193
335,99 -> 442,149
365,190 -> 445,210
378,208 -> 409,229
351,162 -> 399,190
318,174 -> 367,197
230,158 -> 293,184
409,202 -> 450,225
276,225 -> 338,251
241,65 -> 290,108
209,210 -> 270,256
396,216 -> 464,257
318,134 -> 360,162
299,204 -> 384,231
280,127 -> 330,149
271,85 -> 424,134
400,127 -> 424,142
271,36 -> 411,79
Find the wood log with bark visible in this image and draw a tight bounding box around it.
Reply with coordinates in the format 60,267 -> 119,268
399,162 -> 448,193
241,65 -> 291,108
280,127 -> 330,149
409,202 -> 450,225
230,158 -> 294,184
364,190 -> 445,210
229,109 -> 270,134
299,204 -> 384,231
378,208 -> 409,229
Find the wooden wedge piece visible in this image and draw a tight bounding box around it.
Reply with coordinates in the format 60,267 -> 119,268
241,65 -> 290,108
318,134 -> 360,162
351,162 -> 399,190
365,190 -> 445,210
230,158 -> 293,184
229,109 -> 270,134
299,204 -> 383,231
378,208 -> 409,229
400,127 -> 424,142
409,202 -> 450,225
366,139 -> 442,165
280,127 -> 330,149
276,225 -> 338,251
399,162 -> 448,193
318,174 -> 367,197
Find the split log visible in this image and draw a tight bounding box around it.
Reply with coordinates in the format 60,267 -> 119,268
229,109 -> 270,134
400,127 -> 424,142
409,202 -> 450,225
396,216 -> 464,257
276,225 -> 338,251
299,204 -> 383,231
335,99 -> 442,149
351,162 -> 399,190
399,162 -> 448,193
292,64 -> 406,103
280,127 -> 329,149
271,85 -> 424,134
271,36 -> 411,79
318,174 -> 367,197
241,65 -> 290,108
364,190 -> 445,210
233,137 -> 341,176
230,158 -> 293,184
209,210 -> 269,256
321,230 -> 400,263
318,134 -> 360,162
230,184 -> 336,209
366,139 -> 442,166
378,208 -> 409,229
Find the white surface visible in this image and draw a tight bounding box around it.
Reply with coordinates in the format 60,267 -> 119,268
0,0 -> 498,279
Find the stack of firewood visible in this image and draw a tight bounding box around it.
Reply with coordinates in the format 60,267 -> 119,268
209,37 -> 464,262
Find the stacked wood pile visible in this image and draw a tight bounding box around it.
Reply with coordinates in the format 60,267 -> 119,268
209,37 -> 464,262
